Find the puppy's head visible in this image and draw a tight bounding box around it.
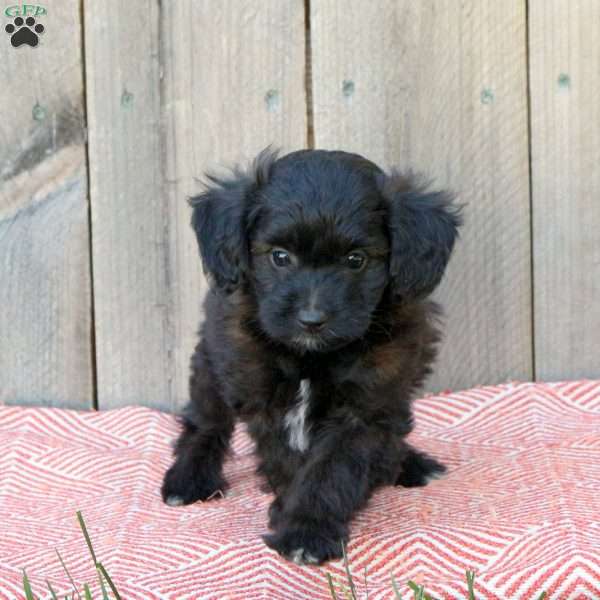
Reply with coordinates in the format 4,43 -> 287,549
190,149 -> 461,353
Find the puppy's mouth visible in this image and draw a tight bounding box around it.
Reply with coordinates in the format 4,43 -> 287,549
290,329 -> 351,353
291,332 -> 328,353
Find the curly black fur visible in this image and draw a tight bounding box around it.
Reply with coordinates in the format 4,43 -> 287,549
162,149 -> 461,564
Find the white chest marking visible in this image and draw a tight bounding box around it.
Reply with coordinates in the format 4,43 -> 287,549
285,379 -> 311,452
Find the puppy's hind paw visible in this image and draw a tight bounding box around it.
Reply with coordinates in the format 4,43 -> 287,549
263,526 -> 344,565
396,448 -> 447,487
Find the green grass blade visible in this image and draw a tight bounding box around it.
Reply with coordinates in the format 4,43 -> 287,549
407,581 -> 420,599
46,580 -> 59,600
77,511 -> 98,566
407,581 -> 430,600
79,511 -> 120,598
341,542 -> 358,600
22,570 -> 36,600
391,574 -> 403,599
466,570 -> 476,600
97,563 -> 122,600
97,568 -> 109,600
83,584 -> 93,600
55,549 -> 82,600
326,573 -> 340,600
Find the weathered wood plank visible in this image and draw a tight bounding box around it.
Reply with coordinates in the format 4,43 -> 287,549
162,0 -> 307,412
311,0 -> 533,391
530,1 -> 600,380
0,2 -> 92,408
86,0 -> 307,410
84,0 -> 168,410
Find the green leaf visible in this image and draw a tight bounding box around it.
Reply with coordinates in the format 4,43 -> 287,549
536,593 -> 547,600
22,570 -> 36,600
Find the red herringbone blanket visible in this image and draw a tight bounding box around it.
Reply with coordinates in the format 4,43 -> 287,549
1,382 -> 599,599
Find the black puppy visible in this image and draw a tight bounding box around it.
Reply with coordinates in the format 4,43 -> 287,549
162,149 -> 461,565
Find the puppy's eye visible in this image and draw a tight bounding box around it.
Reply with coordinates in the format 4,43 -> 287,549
271,248 -> 292,268
345,251 -> 367,271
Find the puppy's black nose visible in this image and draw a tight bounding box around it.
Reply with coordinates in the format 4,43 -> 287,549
297,309 -> 328,332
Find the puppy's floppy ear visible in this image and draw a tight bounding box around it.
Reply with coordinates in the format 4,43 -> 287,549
189,148 -> 278,293
377,171 -> 462,300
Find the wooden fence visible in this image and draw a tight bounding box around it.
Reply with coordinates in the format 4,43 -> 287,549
1,1 -> 598,411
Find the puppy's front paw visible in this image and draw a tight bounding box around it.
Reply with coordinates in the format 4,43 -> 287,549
263,525 -> 345,565
161,460 -> 226,506
396,448 -> 446,487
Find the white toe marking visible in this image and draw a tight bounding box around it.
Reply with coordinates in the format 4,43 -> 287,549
288,547 -> 319,565
290,548 -> 305,565
285,379 -> 311,452
424,470 -> 446,484
166,495 -> 184,507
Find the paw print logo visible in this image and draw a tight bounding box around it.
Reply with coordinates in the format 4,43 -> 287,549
5,16 -> 45,48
